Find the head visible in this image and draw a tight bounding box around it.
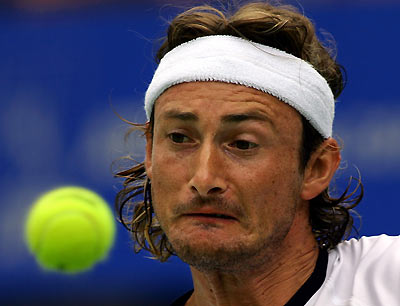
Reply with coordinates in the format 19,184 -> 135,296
115,1 -> 363,265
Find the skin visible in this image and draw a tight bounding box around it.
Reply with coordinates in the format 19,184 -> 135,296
145,82 -> 340,306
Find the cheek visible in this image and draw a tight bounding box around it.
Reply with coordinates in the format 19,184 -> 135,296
150,146 -> 189,200
241,155 -> 302,210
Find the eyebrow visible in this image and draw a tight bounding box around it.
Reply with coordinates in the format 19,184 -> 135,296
162,110 -> 199,121
161,109 -> 274,127
221,111 -> 274,126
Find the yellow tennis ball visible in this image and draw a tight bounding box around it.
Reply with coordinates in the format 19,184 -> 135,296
25,186 -> 116,273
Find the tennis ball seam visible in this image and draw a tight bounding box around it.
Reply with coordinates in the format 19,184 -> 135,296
35,210 -> 103,257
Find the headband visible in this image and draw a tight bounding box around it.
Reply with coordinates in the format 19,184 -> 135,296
144,35 -> 335,138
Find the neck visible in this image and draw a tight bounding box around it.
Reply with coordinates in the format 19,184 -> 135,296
186,218 -> 319,306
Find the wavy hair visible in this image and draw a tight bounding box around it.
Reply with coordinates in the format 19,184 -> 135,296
115,1 -> 363,262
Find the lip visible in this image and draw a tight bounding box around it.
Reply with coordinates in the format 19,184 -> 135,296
182,208 -> 237,221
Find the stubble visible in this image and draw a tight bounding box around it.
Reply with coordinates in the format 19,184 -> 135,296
153,193 -> 299,273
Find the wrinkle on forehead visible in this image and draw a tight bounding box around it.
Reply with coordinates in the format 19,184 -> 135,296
155,82 -> 301,125
157,82 -> 272,110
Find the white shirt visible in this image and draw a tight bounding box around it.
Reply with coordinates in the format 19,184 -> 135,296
306,235 -> 400,306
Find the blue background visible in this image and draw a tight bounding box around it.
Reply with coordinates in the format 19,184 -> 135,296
1,0 -> 399,305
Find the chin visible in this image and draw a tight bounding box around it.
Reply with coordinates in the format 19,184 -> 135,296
166,219 -> 294,273
169,236 -> 270,273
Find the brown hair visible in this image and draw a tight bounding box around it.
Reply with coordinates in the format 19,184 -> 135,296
115,1 -> 362,262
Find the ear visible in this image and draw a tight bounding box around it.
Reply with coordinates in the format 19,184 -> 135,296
301,138 -> 341,200
144,122 -> 153,180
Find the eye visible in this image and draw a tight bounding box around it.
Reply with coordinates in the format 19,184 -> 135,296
168,132 -> 191,144
230,140 -> 258,150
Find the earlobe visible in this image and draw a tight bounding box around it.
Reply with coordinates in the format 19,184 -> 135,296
145,122 -> 153,180
301,138 -> 341,200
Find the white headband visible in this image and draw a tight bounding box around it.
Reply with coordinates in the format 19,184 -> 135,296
145,35 -> 334,138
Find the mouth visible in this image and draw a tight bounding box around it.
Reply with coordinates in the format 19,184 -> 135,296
183,213 -> 237,221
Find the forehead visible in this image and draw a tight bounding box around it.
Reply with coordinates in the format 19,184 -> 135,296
154,82 -> 302,129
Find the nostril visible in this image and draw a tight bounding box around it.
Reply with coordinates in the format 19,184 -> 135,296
189,171 -> 227,196
190,185 -> 224,195
208,186 -> 223,195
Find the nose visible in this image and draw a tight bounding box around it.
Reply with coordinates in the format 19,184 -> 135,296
189,142 -> 227,197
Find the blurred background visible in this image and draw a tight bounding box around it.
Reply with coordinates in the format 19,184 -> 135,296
1,0 -> 399,305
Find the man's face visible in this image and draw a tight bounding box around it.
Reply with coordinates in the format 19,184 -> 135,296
145,82 -> 308,272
